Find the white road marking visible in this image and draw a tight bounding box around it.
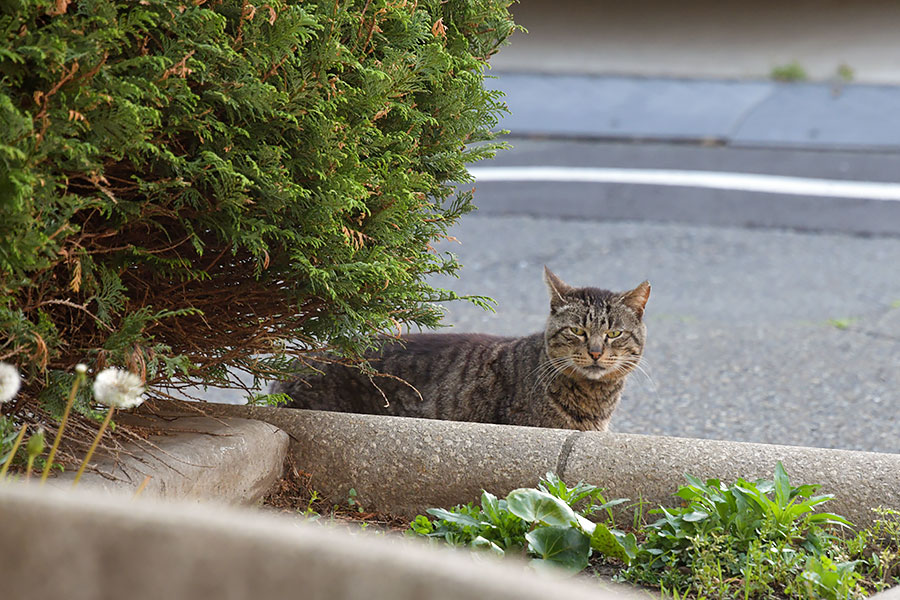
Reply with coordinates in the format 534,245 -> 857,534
467,166 -> 900,201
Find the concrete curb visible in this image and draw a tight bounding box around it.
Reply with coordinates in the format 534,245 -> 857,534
162,401 -> 900,528
49,414 -> 289,506
0,483 -> 647,600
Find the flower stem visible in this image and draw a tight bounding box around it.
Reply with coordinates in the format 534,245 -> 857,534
72,405 -> 115,487
133,475 -> 152,499
0,424 -> 28,480
41,369 -> 86,484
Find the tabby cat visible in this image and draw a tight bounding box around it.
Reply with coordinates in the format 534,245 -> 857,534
272,267 -> 650,431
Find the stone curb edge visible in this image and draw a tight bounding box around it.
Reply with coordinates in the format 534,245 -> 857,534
47,413 -> 289,506
0,483 -> 641,600
162,400 -> 900,530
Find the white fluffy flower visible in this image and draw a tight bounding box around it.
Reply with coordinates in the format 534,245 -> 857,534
0,362 -> 21,404
92,368 -> 145,409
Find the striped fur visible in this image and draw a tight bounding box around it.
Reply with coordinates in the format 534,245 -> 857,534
272,268 -> 649,431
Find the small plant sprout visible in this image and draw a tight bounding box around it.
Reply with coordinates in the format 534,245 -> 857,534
41,363 -> 88,484
132,475 -> 152,499
836,64 -> 854,82
828,318 -> 856,331
0,423 -> 27,481
72,368 -> 145,486
25,427 -> 45,480
771,61 -> 808,82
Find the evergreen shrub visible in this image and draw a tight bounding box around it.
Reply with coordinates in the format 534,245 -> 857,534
0,0 -> 514,410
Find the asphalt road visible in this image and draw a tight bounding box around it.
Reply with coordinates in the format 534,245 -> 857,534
468,138 -> 900,236
429,156 -> 900,453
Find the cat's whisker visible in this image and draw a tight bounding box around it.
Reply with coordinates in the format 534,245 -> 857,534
526,355 -> 570,379
530,356 -> 573,394
531,361 -> 566,391
527,360 -> 568,388
527,359 -> 560,384
618,357 -> 658,394
631,355 -> 656,376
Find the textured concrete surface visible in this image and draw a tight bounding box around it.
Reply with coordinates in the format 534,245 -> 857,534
493,73 -> 900,150
875,585 -> 900,599
0,483 -> 648,600
493,74 -> 775,141
730,83 -> 900,149
150,400 -> 571,517
50,415 -> 288,505
176,402 -> 900,527
564,432 -> 900,528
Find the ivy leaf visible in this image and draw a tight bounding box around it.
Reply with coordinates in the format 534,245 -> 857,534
426,508 -> 481,528
480,490 -> 502,522
526,526 -> 590,572
506,488 -> 578,527
589,522 -> 636,564
471,536 -> 504,557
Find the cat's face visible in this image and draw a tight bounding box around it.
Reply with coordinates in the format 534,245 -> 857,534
543,267 -> 649,382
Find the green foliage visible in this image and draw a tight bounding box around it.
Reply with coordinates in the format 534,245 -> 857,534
771,61 -> 809,82
836,64 -> 855,83
410,492 -> 530,553
0,414 -> 20,466
247,392 -> 292,407
407,472 -> 635,571
828,318 -> 857,331
623,462 -> 859,599
797,555 -> 863,600
408,466 -> 900,599
347,487 -> 364,513
0,0 -> 515,406
527,525 -> 591,571
839,508 -> 900,594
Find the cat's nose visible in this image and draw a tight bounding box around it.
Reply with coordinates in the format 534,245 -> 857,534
589,350 -> 603,361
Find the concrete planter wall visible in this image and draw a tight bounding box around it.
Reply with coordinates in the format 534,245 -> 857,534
0,483 -> 636,600
180,401 -> 900,528
3,399 -> 898,599
45,414 -> 288,505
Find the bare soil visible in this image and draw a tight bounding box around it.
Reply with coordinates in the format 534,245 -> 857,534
261,456 -> 410,533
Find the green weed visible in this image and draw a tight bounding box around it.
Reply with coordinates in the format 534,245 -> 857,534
837,64 -> 855,82
408,472 -> 636,570
412,465 -> 898,599
771,62 -> 809,82
828,318 -> 857,330
623,462 -> 855,598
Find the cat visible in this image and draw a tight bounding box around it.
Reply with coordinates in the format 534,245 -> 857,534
271,267 -> 650,431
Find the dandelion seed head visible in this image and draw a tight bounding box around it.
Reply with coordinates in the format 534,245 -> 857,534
0,362 -> 21,404
93,368 -> 145,409
75,364 -> 88,374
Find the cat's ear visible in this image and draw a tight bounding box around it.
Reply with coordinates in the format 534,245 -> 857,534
543,266 -> 573,311
621,281 -> 651,319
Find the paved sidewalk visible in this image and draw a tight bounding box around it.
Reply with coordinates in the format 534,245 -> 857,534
491,73 -> 900,151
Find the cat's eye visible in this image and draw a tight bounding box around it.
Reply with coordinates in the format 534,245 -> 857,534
606,330 -> 623,339
568,326 -> 586,336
